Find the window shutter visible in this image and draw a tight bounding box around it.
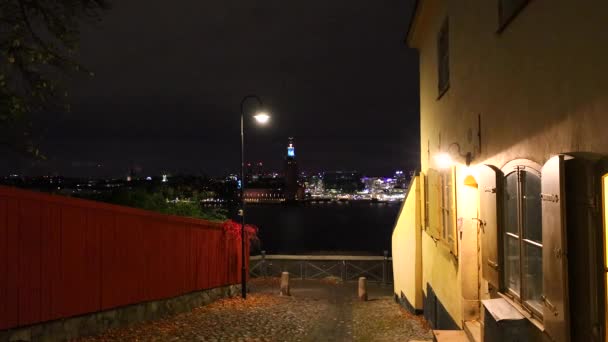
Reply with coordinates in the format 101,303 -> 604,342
449,167 -> 458,255
541,155 -> 570,342
478,164 -> 502,290
419,171 -> 427,230
427,168 -> 442,240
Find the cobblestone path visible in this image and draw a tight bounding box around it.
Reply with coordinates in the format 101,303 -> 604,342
77,278 -> 432,342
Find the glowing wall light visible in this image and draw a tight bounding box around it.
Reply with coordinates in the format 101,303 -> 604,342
434,152 -> 454,169
434,142 -> 473,168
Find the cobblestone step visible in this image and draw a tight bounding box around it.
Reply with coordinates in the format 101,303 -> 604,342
75,279 -> 433,342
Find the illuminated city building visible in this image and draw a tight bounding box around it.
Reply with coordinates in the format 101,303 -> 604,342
284,137 -> 301,201
323,171 -> 363,194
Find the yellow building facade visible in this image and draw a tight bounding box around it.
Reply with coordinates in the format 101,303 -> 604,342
392,0 -> 608,341
392,176 -> 423,313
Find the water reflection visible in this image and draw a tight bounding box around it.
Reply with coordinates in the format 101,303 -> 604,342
243,201 -> 401,255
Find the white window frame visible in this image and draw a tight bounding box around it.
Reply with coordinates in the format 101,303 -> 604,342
501,159 -> 543,319
440,167 -> 457,255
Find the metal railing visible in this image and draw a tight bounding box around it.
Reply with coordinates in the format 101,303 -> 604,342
249,251 -> 393,284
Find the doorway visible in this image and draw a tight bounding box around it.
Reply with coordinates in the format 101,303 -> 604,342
461,174 -> 481,321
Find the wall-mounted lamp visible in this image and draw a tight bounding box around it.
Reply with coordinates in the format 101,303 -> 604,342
434,153 -> 454,169
434,143 -> 472,168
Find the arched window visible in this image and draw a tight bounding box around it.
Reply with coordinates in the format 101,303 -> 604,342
502,160 -> 543,317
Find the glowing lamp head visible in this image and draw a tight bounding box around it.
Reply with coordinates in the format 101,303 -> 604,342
434,152 -> 454,169
254,112 -> 270,124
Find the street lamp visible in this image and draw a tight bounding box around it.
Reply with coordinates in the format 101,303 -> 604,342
240,95 -> 270,299
254,112 -> 270,124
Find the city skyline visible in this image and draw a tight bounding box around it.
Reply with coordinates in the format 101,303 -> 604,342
1,133 -> 418,178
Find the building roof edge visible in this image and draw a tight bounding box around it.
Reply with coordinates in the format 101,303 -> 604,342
404,0 -> 421,47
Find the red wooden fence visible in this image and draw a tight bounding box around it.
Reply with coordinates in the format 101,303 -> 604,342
0,186 -> 246,330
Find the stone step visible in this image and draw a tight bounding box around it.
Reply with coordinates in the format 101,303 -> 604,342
463,320 -> 482,342
433,329 -> 470,342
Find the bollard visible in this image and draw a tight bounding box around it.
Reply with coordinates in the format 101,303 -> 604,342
280,272 -> 290,296
358,277 -> 368,301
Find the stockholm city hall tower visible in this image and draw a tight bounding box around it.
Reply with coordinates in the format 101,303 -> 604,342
284,137 -> 300,201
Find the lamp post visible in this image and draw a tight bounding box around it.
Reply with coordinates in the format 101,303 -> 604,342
239,94 -> 270,299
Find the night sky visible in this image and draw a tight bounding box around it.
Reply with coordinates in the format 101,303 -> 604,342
1,0 -> 419,178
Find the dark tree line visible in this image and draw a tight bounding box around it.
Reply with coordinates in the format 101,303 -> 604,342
97,187 -> 229,222
0,0 -> 109,155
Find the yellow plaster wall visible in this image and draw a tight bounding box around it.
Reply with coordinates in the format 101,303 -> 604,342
421,230 -> 462,326
392,176 -> 423,310
411,0 -> 608,328
415,0 -> 608,171
415,0 -> 464,327
417,165 -> 478,327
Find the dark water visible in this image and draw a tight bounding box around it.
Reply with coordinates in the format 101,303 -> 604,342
244,201 -> 401,255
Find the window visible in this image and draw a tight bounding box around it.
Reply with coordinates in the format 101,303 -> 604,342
441,169 -> 456,251
498,0 -> 529,31
424,173 -> 429,228
503,167 -> 543,317
437,17 -> 449,97
427,168 -> 441,240
425,167 -> 457,254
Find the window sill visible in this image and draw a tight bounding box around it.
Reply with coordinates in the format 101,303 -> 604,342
423,227 -> 439,240
497,292 -> 544,332
423,230 -> 458,260
439,239 -> 458,259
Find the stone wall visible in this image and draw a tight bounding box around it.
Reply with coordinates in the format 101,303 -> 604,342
0,284 -> 241,342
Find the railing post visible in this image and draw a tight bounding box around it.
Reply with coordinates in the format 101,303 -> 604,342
382,250 -> 389,285
342,260 -> 347,282
300,261 -> 305,280
261,250 -> 267,277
